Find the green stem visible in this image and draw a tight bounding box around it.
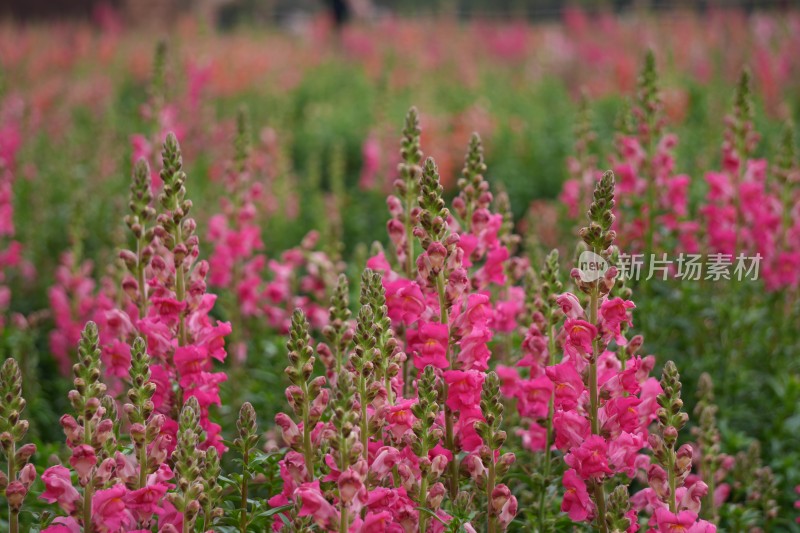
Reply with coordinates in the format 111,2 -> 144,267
174,223 -> 187,347
385,374 -> 394,406
667,449 -> 677,513
8,442 -> 17,533
83,483 -> 94,533
299,380 -> 314,477
645,115 -> 656,256
83,403 -> 94,533
418,476 -> 429,533
359,376 -> 369,461
588,288 -> 608,533
136,234 -> 148,319
404,193 -> 415,279
487,453 -> 497,533
538,327 -> 558,531
138,435 -> 148,489
240,447 -> 250,533
435,271 -> 459,500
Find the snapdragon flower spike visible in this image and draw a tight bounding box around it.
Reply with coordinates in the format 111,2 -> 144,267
319,274 -> 354,379
207,107 -> 268,362
169,396 -> 205,531
121,158 -> 156,318
233,402 -> 259,533
700,70 -> 770,260
390,107 -> 423,278
692,373 -> 725,522
493,185 -> 521,257
123,337 -> 159,489
410,365 -> 446,532
0,358 -> 36,533
54,321 -> 121,530
453,132 -> 492,232
765,123 -> 800,290
604,52 -> 694,255
732,442 -> 780,525
327,370 -> 362,531
553,172 -> 667,532
138,132 -> 229,453
199,446 -> 223,529
474,371 -> 517,532
643,361 -> 715,531
277,309 -> 327,479
350,302 -> 382,461
360,269 -> 403,404
560,93 -> 598,220
415,156 -> 469,501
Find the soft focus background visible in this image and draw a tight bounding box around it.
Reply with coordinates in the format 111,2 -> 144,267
1,0 -> 799,529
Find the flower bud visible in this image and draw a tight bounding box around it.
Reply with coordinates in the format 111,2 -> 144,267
648,464 -> 669,500
430,454 -> 448,478
427,482 -> 446,510
15,443 -> 36,465
491,483 -> 512,514
18,463 -> 36,487
426,242 -> 447,272
5,480 -> 27,510
338,469 -> 363,503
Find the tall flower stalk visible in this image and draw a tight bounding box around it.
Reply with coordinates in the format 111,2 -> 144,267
0,359 -> 36,533
233,402 -> 259,533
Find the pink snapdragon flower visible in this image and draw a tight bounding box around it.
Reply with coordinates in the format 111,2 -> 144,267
413,322 -> 450,370
92,484 -> 133,531
562,468 -> 595,521
564,435 -> 613,480
599,297 -> 635,344
563,318 -> 597,360
40,466 -> 80,514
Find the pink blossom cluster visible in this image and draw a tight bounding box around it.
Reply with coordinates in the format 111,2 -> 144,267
38,133 -> 232,531
49,133 -> 231,453
559,60 -> 800,292
206,107 -> 339,354
698,89 -> 800,290
48,253 -> 117,375
268,119 -> 520,531
36,326 -> 212,531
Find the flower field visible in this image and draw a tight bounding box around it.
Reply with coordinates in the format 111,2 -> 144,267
0,6 -> 799,532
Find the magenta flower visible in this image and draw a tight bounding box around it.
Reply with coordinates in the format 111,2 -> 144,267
296,480 -> 339,528
384,279 -> 426,325
92,484 -> 133,531
124,482 -> 169,519
546,361 -> 585,411
564,435 -> 613,480
444,369 -> 484,412
68,444 -> 97,483
654,508 -> 716,533
41,518 -> 81,533
413,322 -> 450,370
556,292 -> 585,319
456,325 -> 492,371
599,297 -> 635,345
514,376 -> 554,419
563,319 -> 598,360
553,410 -> 590,451
40,466 -> 80,514
562,469 -> 594,521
